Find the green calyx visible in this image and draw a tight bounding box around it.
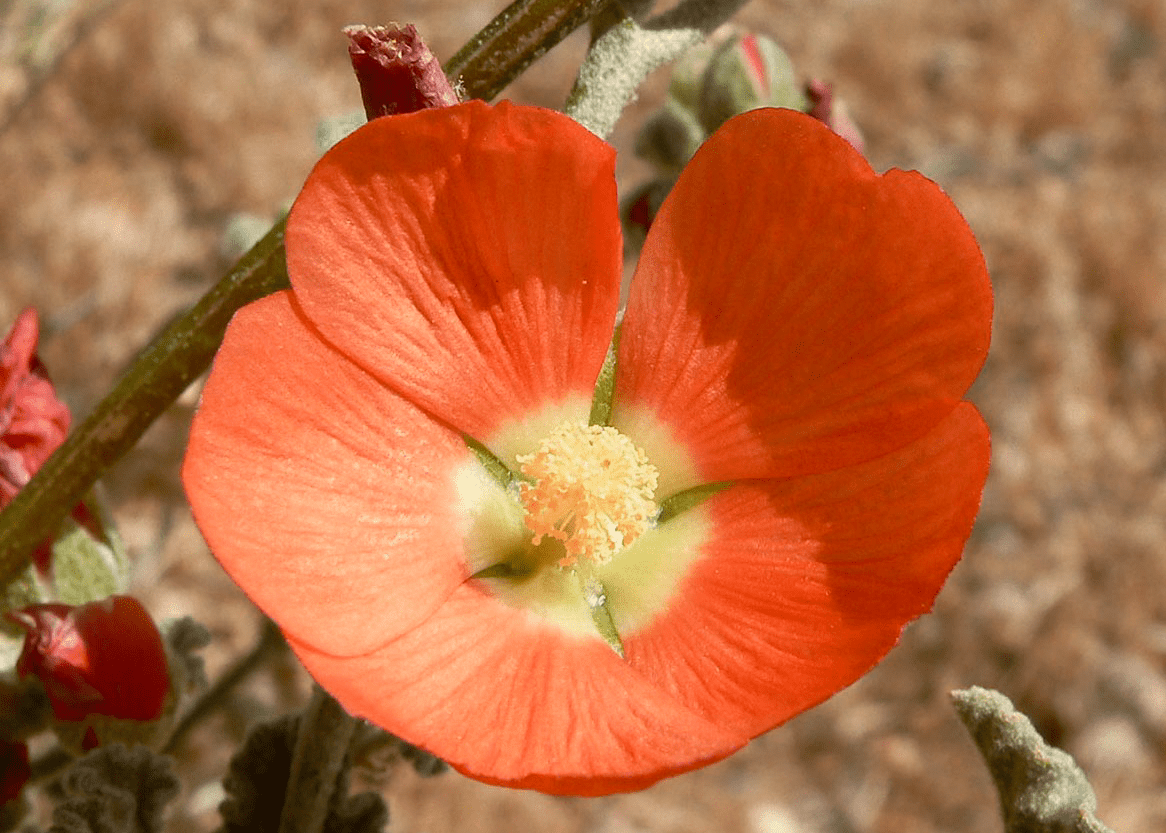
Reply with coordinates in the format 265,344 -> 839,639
588,323 -> 621,427
462,330 -> 728,657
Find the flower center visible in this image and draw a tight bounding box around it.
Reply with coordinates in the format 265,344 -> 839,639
516,422 -> 659,568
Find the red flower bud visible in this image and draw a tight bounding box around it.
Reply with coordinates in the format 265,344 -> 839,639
8,596 -> 170,725
345,24 -> 458,121
805,79 -> 865,156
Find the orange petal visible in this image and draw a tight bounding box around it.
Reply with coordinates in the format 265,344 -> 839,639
615,108 -> 992,487
622,403 -> 989,739
182,292 -> 471,657
290,581 -> 746,795
286,100 -> 621,445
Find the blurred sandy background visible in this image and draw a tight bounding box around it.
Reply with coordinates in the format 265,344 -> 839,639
1,0 -> 1164,830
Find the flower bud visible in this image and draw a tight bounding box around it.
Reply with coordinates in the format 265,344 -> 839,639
0,306 -> 67,586
345,24 -> 458,120
8,596 -> 172,751
664,40 -> 717,112
805,79 -> 865,155
633,99 -> 704,174
0,310 -> 133,610
697,33 -> 807,133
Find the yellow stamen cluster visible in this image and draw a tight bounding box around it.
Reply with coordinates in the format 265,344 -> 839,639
517,422 -> 659,567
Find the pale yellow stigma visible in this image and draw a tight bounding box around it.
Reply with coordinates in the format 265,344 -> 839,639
517,422 -> 659,567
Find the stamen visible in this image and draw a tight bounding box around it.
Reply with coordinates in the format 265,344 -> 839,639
517,422 -> 659,567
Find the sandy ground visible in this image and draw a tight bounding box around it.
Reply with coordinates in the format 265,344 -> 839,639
2,0 -> 1165,831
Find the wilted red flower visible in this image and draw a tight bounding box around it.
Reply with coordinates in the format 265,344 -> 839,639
184,101 -> 992,794
8,596 -> 170,735
0,310 -> 69,509
0,308 -> 74,574
345,24 -> 458,120
0,739 -> 29,806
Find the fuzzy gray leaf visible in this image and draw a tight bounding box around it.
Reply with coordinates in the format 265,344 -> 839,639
952,687 -> 1115,833
48,744 -> 178,833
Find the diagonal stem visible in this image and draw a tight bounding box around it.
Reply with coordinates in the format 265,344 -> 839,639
443,0 -> 611,101
0,0 -> 614,585
163,617 -> 286,755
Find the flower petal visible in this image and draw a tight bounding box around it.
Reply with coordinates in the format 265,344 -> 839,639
621,403 -> 989,738
0,308 -> 40,404
182,292 -> 473,657
615,108 -> 992,488
290,581 -> 746,796
286,100 -> 621,446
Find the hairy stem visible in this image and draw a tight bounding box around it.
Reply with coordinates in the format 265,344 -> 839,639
277,686 -> 358,833
443,0 -> 612,101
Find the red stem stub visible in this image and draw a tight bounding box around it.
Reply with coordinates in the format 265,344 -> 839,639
345,24 -> 459,120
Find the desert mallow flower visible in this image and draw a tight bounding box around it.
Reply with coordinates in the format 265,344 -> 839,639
183,101 -> 992,795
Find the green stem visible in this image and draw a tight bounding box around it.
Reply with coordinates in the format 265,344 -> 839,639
0,0 -> 613,584
443,0 -> 612,102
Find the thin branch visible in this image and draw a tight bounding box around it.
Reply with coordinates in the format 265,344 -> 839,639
163,618 -> 285,755
645,0 -> 753,32
443,0 -> 612,102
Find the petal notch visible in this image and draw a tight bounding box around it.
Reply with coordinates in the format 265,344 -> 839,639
616,108 -> 992,487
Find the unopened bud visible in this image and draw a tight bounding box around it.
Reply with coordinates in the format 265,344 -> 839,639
633,99 -> 704,174
1,309 -> 70,567
698,33 -> 807,133
806,79 -> 865,155
665,40 -> 717,112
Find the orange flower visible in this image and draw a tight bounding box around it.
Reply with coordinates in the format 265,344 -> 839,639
183,101 -> 991,795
